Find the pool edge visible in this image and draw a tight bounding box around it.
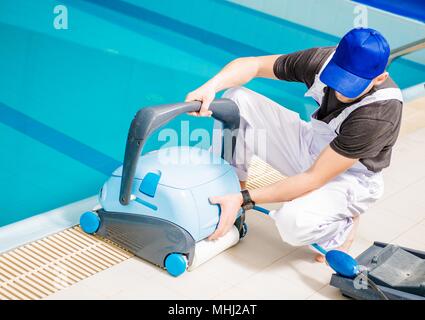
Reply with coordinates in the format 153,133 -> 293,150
0,195 -> 98,254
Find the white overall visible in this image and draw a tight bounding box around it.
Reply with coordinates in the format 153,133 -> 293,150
220,54 -> 403,250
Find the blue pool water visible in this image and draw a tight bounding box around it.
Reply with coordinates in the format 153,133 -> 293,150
0,0 -> 424,226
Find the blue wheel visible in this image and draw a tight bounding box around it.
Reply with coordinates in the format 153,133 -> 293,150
165,253 -> 187,277
80,211 -> 100,234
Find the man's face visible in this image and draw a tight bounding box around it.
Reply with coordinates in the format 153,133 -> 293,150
334,82 -> 374,103
334,72 -> 389,103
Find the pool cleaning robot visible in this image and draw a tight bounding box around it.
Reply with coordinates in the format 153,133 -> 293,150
79,99 -> 247,276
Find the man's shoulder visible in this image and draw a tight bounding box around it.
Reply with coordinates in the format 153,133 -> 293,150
346,97 -> 403,128
301,46 -> 336,86
309,46 -> 336,71
273,46 -> 336,86
299,46 -> 336,69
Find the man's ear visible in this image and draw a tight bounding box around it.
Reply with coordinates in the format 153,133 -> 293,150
373,72 -> 389,86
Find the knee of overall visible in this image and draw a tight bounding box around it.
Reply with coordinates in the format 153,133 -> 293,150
223,86 -> 245,99
272,202 -> 316,246
222,87 -> 258,124
222,87 -> 251,110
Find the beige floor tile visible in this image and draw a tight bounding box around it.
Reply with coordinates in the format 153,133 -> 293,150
392,223 -> 425,251
404,96 -> 425,111
225,204 -> 296,268
213,286 -> 255,300
220,271 -> 315,300
226,224 -> 296,269
384,137 -> 425,186
108,280 -> 185,300
262,247 -> 333,292
370,180 -> 425,223
348,236 -> 374,258
307,285 -> 347,300
357,205 -> 417,243
399,109 -> 425,137
43,282 -> 108,300
406,126 -> 425,143
77,258 -> 155,296
381,175 -> 409,200
148,264 -> 236,299
189,251 -> 264,287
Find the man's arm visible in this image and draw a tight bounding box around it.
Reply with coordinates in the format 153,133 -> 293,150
249,146 -> 358,203
185,55 -> 280,116
208,146 -> 358,240
207,55 -> 281,92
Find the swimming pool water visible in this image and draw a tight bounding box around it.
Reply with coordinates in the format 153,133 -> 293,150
0,0 -> 424,226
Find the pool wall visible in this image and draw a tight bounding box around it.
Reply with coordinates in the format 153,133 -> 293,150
231,0 -> 425,65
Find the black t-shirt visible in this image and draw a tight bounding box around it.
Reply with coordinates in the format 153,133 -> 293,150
273,46 -> 403,172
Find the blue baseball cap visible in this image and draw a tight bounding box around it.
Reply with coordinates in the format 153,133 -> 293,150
320,28 -> 390,99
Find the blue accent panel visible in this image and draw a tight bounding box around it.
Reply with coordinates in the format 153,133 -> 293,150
0,102 -> 121,176
326,249 -> 359,278
165,253 -> 187,277
134,197 -> 158,211
354,0 -> 425,23
139,171 -> 161,197
311,243 -> 328,256
252,205 -> 271,215
80,211 -> 100,234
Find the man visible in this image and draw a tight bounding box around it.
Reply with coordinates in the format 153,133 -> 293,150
185,28 -> 403,262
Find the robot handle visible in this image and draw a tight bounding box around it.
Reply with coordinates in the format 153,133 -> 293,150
119,98 -> 240,205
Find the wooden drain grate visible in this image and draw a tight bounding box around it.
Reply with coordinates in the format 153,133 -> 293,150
0,227 -> 132,300
246,156 -> 285,190
0,157 -> 282,300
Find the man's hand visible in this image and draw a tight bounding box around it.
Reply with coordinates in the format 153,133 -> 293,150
185,55 -> 281,117
185,84 -> 215,117
208,193 -> 243,240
